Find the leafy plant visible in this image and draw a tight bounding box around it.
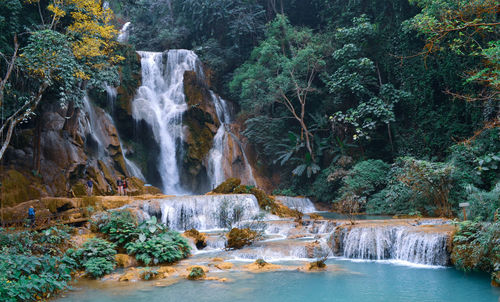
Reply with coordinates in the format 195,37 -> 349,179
66,238 -> 116,278
451,220 -> 500,283
97,211 -> 139,246
125,231 -> 190,266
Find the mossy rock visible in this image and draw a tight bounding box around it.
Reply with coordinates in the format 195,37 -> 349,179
1,170 -> 41,207
213,178 -> 241,194
249,187 -> 299,218
233,185 -> 251,194
187,266 -> 206,280
308,260 -> 327,270
184,228 -> 207,250
72,183 -> 87,197
226,227 -> 259,249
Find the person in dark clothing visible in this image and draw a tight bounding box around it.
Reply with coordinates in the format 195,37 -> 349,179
86,179 -> 93,196
28,206 -> 35,228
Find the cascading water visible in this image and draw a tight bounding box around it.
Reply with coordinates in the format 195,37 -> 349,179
117,22 -> 131,43
274,196 -> 317,213
132,50 -> 204,194
82,94 -> 108,158
333,226 -> 450,266
207,91 -> 256,188
141,194 -> 261,231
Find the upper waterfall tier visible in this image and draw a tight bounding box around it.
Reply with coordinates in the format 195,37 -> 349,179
132,50 -> 204,194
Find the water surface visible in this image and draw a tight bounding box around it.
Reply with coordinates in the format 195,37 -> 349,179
57,259 -> 500,302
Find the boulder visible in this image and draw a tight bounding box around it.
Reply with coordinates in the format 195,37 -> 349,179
115,254 -> 138,268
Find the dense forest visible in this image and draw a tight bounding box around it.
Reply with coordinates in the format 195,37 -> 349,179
114,0 -> 499,219
1,0 -> 499,218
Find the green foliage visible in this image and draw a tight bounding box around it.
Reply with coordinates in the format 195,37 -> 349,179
333,160 -> 390,212
97,211 -> 139,247
366,157 -> 454,216
0,227 -> 74,301
66,238 -> 116,278
0,254 -> 72,302
187,266 -> 205,280
451,220 -> 500,283
140,268 -> 159,281
124,217 -> 190,266
465,183 -> 500,222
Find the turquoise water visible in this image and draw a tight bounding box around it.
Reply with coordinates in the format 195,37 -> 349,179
317,212 -> 393,220
57,260 -> 500,302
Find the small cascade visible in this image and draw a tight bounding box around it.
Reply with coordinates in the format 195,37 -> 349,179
207,92 -> 256,188
132,50 -> 203,194
81,94 -> 108,158
104,84 -> 117,116
333,226 -> 450,266
274,196 -> 317,213
142,194 -> 261,231
117,22 -> 131,43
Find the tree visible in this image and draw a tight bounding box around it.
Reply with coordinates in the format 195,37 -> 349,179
325,16 -> 410,146
0,0 -> 121,161
409,0 -> 499,129
231,15 -> 326,161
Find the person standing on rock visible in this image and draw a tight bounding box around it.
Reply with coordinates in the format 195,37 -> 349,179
28,206 -> 35,228
117,177 -> 124,196
123,178 -> 128,196
86,178 -> 93,196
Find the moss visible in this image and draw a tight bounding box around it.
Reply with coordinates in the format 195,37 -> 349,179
213,178 -> 241,194
72,183 -> 87,197
140,268 -> 160,281
1,169 -> 41,207
233,185 -> 251,194
226,227 -> 259,249
184,107 -> 215,165
308,260 -> 327,270
187,266 -> 206,280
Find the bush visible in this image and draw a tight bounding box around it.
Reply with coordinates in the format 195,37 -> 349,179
139,268 -> 160,281
67,238 -> 117,278
187,266 -> 205,280
97,211 -> 139,246
451,220 -> 500,283
124,217 -> 190,265
0,254 -> 72,302
465,183 -> 500,221
125,232 -> 190,265
334,159 -> 390,213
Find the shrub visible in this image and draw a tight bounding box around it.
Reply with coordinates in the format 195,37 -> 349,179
451,220 -> 500,283
125,232 -> 190,265
97,211 -> 139,246
465,183 -> 500,221
139,268 -> 160,281
67,238 -> 117,278
187,266 -> 205,280
0,254 -> 72,302
334,159 -> 390,213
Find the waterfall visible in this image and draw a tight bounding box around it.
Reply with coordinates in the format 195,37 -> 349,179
333,226 -> 450,266
207,90 -> 256,188
82,94 -> 108,158
117,22 -> 131,43
132,50 -> 204,194
142,194 -> 261,231
274,196 -> 317,213
104,84 -> 117,116
207,92 -> 231,189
